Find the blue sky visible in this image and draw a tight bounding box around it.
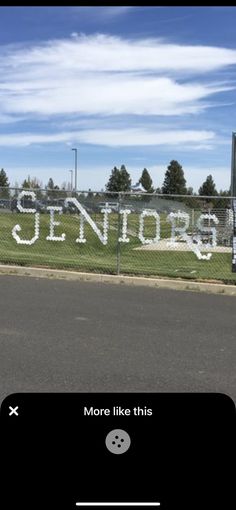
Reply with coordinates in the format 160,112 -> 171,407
0,6 -> 236,192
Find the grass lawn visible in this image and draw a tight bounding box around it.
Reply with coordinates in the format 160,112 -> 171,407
0,211 -> 235,284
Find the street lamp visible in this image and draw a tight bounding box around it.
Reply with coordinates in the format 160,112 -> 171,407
69,170 -> 73,192
71,148 -> 78,191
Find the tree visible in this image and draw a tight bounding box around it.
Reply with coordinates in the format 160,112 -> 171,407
61,181 -> 71,192
119,164 -> 131,192
186,187 -> 193,195
22,178 -> 31,189
87,188 -> 94,199
30,177 -> 43,189
162,160 -> 187,195
214,189 -> 231,209
198,175 -> 218,207
46,177 -> 61,199
182,187 -> 198,208
52,184 -> 62,199
47,178 -> 54,190
12,181 -> 19,197
21,176 -> 43,198
106,165 -> 131,194
198,175 -> 218,197
0,168 -> 10,197
139,168 -> 154,193
106,166 -> 119,194
22,176 -> 42,189
60,181 -> 69,198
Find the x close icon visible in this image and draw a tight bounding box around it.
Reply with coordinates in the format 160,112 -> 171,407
9,406 -> 19,416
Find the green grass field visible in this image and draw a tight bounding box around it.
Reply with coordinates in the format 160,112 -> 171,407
0,211 -> 235,284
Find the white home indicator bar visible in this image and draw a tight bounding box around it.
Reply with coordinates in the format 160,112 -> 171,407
76,504 -> 161,507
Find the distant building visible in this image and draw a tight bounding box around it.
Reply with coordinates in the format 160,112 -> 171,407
131,182 -> 146,193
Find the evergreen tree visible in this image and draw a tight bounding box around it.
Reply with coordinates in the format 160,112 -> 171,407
106,165 -> 131,193
87,188 -> 94,199
119,164 -> 131,191
214,189 -> 230,209
0,168 -> 10,197
52,185 -> 61,199
59,182 -> 69,198
106,167 -> 119,193
162,160 -> 187,195
139,168 -> 154,192
198,175 -> 218,196
46,178 -> 61,199
182,187 -> 198,208
47,178 -> 54,190
22,178 -> 31,189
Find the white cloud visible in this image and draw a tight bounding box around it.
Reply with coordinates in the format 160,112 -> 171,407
0,132 -> 71,147
0,75 -> 231,117
4,34 -> 236,72
0,34 -> 235,120
76,128 -> 215,147
0,128 -> 215,147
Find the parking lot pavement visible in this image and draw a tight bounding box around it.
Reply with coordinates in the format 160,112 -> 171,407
0,275 -> 235,403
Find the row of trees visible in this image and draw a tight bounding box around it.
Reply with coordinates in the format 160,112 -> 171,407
0,162 -> 231,198
0,171 -> 70,199
106,161 -> 230,197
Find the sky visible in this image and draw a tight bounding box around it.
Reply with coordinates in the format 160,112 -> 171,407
0,6 -> 236,192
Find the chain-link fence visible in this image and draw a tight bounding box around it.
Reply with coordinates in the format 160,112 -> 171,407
0,187 -> 236,283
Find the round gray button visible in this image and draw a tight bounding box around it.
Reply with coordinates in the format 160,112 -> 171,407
105,429 -> 131,454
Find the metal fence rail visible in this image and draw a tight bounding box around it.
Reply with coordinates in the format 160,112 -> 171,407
0,187 -> 235,284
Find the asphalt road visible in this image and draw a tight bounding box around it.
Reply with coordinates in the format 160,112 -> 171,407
0,275 -> 236,403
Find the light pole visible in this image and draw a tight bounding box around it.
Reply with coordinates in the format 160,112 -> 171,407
69,170 -> 73,192
71,148 -> 78,191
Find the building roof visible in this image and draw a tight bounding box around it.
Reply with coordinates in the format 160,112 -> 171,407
131,182 -> 146,193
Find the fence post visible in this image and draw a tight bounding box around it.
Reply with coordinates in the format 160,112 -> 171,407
192,209 -> 195,232
116,193 -> 122,275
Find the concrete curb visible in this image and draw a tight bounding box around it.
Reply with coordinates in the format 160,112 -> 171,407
0,264 -> 236,296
